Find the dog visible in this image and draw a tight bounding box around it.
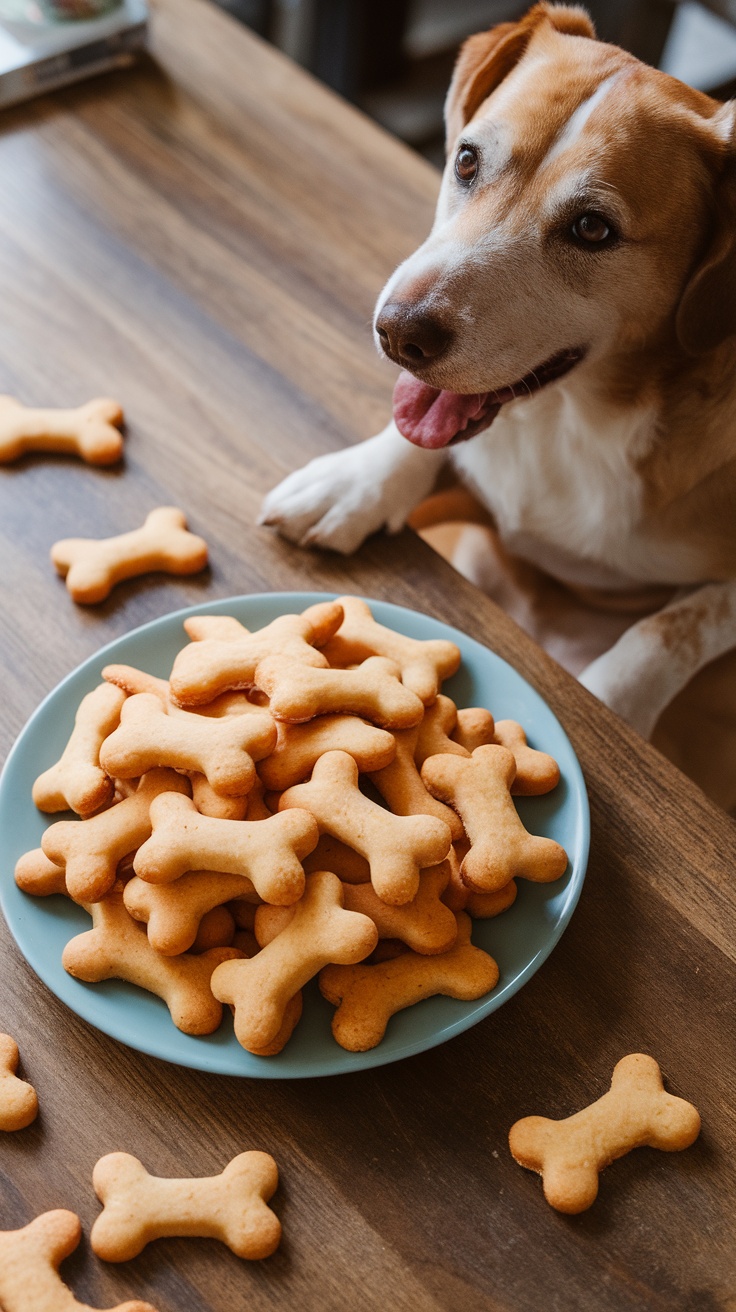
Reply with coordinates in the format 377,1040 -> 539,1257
260,2 -> 736,811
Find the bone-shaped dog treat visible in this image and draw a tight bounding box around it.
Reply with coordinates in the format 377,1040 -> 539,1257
421,746 -> 568,891
103,663 -> 252,719
0,395 -> 124,466
0,1210 -> 157,1312
302,833 -> 371,883
320,911 -> 498,1051
509,1054 -> 701,1213
212,870 -> 378,1053
183,614 -> 249,641
368,724 -> 463,841
258,715 -> 396,790
440,843 -> 518,917
32,683 -> 125,817
190,773 -> 249,820
42,769 -> 190,904
451,707 -> 496,753
134,793 -> 318,905
91,1150 -> 281,1262
320,596 -> 461,703
62,886 -> 240,1034
15,847 -> 67,896
414,695 -> 468,766
0,1034 -> 38,1131
279,751 -> 452,905
51,507 -> 208,605
100,693 -> 276,797
191,905 -> 236,952
244,776 -> 273,821
258,862 -> 458,957
493,720 -> 561,796
256,654 -> 425,730
169,600 -> 344,707
124,870 -> 258,955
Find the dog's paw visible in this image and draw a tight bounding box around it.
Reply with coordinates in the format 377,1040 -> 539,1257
259,429 -> 444,554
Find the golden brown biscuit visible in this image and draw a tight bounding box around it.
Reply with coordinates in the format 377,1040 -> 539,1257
102,663 -> 252,719
509,1054 -> 701,1213
124,870 -> 258,956
91,1150 -> 281,1261
421,746 -> 568,891
493,720 -> 561,796
62,885 -> 240,1035
279,751 -> 452,905
41,769 -> 190,904
255,654 -> 425,730
302,834 -> 371,883
320,595 -> 461,702
211,870 -> 378,1054
320,912 -> 498,1051
440,842 -> 517,917
0,1210 -> 157,1312
0,1034 -> 38,1131
191,906 -> 236,952
183,615 -> 249,641
190,773 -> 249,821
368,723 -> 463,840
451,706 -> 495,753
15,848 -> 67,897
0,396 -> 124,465
169,600 -> 344,707
133,793 -> 318,905
32,683 -> 125,817
51,507 -> 208,605
414,695 -> 467,766
258,715 -> 395,790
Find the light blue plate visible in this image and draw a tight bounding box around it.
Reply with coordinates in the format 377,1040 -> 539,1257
0,593 -> 589,1078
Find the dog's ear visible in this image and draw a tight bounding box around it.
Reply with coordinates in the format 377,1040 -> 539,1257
676,107 -> 736,356
445,3 -> 596,149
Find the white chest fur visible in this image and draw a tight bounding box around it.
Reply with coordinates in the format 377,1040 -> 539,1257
451,378 -> 700,589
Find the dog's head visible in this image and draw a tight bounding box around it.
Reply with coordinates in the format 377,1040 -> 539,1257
374,2 -> 736,448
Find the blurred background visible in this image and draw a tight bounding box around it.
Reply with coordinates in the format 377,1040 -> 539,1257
213,0 -> 736,163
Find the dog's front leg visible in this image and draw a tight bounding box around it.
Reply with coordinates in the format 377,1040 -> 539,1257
579,580 -> 736,739
259,421 -> 446,554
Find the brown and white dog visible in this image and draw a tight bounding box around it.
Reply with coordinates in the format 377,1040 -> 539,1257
260,3 -> 736,810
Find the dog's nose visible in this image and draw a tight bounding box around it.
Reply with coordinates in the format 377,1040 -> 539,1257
376,303 -> 453,366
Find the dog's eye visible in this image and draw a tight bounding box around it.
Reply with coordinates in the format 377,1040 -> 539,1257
455,145 -> 479,184
571,212 -> 614,245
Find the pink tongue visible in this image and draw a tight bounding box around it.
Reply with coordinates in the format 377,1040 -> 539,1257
393,370 -> 491,448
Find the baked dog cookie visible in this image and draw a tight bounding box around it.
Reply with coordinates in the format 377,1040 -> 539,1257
0,395 -> 124,466
15,847 -> 67,897
0,1034 -> 38,1131
0,1210 -> 157,1312
62,885 -> 240,1034
32,683 -> 125,817
169,600 -> 344,708
124,869 -> 258,956
509,1053 -> 701,1213
183,614 -> 249,641
320,912 -> 498,1051
302,834 -> 371,883
493,720 -> 561,796
102,663 -> 253,720
41,769 -> 190,904
320,595 -> 461,702
99,692 -> 276,797
422,746 -> 568,891
258,715 -> 396,791
133,793 -> 318,905
368,723 -> 463,840
451,707 -> 495,753
440,843 -> 518,918
211,870 -> 378,1054
255,654 -> 425,729
279,750 -> 452,905
91,1150 -> 281,1262
414,695 -> 467,766
51,507 -> 208,605
191,905 -> 236,953
190,773 -> 249,821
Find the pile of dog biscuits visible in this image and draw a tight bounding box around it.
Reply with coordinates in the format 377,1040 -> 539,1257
15,595 -> 569,1056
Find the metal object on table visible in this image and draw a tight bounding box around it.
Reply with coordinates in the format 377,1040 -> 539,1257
0,0 -> 146,107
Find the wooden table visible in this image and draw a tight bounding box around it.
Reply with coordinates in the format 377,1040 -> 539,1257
0,2 -> 734,1307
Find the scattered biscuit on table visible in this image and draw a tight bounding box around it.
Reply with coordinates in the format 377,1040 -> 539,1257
0,395 -> 124,466
422,746 -> 568,891
320,594 -> 461,703
0,1033 -> 38,1131
320,911 -> 499,1051
51,507 -> 208,605
0,1209 -> 157,1312
91,1150 -> 281,1262
32,682 -> 125,817
508,1053 -> 701,1213
279,750 -> 452,905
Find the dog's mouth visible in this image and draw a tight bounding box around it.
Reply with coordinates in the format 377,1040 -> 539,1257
392,347 -> 586,449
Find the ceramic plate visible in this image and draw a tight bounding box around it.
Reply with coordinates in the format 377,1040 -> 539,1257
0,593 -> 589,1077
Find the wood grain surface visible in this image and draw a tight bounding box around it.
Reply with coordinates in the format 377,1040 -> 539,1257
0,2 -> 734,1308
